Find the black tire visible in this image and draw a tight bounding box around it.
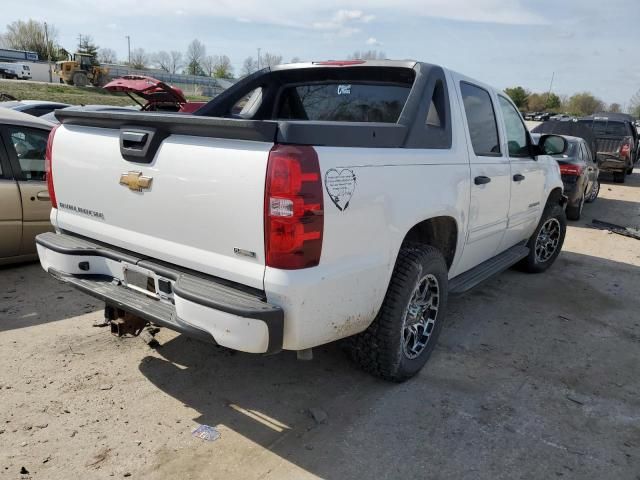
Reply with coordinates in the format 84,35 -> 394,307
518,203 -> 566,273
344,243 -> 448,382
585,179 -> 599,203
72,72 -> 88,87
565,192 -> 584,221
627,167 -> 634,175
613,171 -> 626,183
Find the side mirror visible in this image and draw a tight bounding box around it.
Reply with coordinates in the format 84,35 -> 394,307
535,134 -> 568,156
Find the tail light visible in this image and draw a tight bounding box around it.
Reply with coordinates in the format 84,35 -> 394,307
264,145 -> 323,269
620,142 -> 631,159
45,124 -> 60,208
559,163 -> 583,176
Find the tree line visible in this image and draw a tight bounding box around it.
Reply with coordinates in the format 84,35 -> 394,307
504,86 -> 625,117
0,19 -> 285,80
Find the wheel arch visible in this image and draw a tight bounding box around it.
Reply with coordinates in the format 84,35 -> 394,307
401,216 -> 458,269
546,187 -> 566,208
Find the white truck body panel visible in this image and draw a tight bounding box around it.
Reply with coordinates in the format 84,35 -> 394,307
39,61 -> 564,353
52,125 -> 270,290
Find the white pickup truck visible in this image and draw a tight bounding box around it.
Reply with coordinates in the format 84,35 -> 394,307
37,60 -> 569,381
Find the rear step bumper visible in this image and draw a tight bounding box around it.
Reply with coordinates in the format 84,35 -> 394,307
36,232 -> 283,354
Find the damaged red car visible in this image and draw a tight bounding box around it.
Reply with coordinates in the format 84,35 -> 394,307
103,75 -> 206,113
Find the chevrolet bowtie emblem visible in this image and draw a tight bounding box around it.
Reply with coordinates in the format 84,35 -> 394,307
119,171 -> 153,192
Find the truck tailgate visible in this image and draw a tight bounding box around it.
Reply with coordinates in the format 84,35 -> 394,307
51,122 -> 274,289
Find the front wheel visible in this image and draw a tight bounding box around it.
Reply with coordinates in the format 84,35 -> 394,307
345,244 -> 448,382
518,203 -> 566,273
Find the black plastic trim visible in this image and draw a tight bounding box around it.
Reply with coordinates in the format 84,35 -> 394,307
277,121 -> 407,148
56,109 -> 279,143
119,126 -> 169,163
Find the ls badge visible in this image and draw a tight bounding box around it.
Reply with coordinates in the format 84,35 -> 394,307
120,171 -> 153,192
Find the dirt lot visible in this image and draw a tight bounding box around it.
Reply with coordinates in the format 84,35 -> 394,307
1,171 -> 639,480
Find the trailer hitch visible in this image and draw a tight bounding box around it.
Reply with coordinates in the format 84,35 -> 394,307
104,305 -> 147,337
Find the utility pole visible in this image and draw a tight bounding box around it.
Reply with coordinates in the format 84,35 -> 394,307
546,71 -> 555,110
257,48 -> 261,70
125,35 -> 131,65
44,22 -> 52,83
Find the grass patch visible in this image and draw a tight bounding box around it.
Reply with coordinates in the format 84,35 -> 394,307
0,80 -> 210,106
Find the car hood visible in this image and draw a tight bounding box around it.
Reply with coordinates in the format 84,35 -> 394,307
103,75 -> 187,105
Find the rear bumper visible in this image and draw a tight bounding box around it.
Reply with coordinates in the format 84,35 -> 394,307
36,232 -> 283,354
597,155 -> 629,173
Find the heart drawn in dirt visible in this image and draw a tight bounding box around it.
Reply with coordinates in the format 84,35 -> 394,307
324,168 -> 357,211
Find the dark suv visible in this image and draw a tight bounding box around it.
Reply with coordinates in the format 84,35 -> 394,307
577,113 -> 638,183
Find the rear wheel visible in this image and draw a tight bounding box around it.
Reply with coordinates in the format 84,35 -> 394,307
613,171 -> 626,183
585,179 -> 600,203
345,244 -> 448,382
518,203 -> 566,273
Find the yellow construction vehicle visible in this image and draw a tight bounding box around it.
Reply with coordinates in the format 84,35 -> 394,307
55,53 -> 109,87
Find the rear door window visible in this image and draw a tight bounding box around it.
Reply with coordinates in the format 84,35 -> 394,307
277,83 -> 410,123
5,127 -> 49,181
460,82 -> 501,156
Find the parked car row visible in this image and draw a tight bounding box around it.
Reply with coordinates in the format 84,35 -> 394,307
523,111 -> 577,122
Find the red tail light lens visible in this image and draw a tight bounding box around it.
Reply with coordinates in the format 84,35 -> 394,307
265,145 -> 323,269
620,143 -> 631,159
45,124 -> 60,208
559,163 -> 583,176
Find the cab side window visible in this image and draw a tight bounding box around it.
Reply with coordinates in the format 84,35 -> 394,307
460,82 -> 501,156
498,96 -> 529,157
6,127 -> 49,182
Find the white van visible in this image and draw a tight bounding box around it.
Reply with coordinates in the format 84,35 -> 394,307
0,63 -> 31,80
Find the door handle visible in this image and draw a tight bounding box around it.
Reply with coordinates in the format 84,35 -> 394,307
513,174 -> 525,182
36,191 -> 50,201
474,176 -> 491,185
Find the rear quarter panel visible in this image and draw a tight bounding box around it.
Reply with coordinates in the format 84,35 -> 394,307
265,142 -> 471,350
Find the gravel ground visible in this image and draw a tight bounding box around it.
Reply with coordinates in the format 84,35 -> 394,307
1,170 -> 639,480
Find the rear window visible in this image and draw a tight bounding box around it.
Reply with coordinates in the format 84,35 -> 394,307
552,141 -> 578,159
580,120 -> 630,136
277,83 -> 410,123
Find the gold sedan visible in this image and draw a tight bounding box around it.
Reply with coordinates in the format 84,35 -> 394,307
0,108 -> 54,265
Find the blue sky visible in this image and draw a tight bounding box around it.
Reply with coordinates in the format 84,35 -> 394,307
3,0 -> 639,106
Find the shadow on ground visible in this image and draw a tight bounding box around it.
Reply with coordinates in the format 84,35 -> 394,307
0,262 -> 102,332
138,250 -> 640,479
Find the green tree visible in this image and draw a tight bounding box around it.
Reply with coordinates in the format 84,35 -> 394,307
504,86 -> 530,110
546,92 -> 561,110
566,92 -> 604,116
77,35 -> 99,58
185,39 -> 205,75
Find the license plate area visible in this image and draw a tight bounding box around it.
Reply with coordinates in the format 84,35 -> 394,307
122,263 -> 158,298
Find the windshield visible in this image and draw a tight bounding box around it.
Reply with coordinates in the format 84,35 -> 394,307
277,83 -> 410,123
